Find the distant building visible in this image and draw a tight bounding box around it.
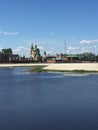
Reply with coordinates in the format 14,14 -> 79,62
30,44 -> 41,62
46,55 -> 56,63
56,53 -> 66,59
11,54 -> 19,62
66,54 -> 79,60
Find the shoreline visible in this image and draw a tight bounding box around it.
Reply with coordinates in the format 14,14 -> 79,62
43,63 -> 98,72
0,63 -> 49,68
0,63 -> 98,72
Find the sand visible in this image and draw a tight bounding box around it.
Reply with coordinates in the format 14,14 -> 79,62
43,63 -> 98,71
0,63 -> 98,71
0,63 -> 48,68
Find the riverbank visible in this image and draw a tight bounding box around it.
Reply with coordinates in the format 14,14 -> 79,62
0,63 -> 98,72
43,63 -> 98,72
0,63 -> 48,68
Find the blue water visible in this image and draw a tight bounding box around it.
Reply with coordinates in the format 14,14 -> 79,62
0,67 -> 98,130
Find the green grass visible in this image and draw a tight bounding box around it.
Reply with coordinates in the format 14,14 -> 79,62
29,66 -> 47,73
42,69 -> 98,73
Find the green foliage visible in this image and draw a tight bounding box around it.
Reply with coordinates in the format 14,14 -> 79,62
29,66 -> 46,73
96,55 -> 98,61
2,48 -> 12,56
1,48 -> 12,60
79,52 -> 96,61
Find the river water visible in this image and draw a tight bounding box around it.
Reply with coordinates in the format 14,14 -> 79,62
0,67 -> 98,130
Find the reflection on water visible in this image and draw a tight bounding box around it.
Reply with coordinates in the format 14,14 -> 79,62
12,67 -> 31,75
0,67 -> 98,130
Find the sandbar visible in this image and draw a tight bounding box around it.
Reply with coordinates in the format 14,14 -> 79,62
0,63 -> 98,72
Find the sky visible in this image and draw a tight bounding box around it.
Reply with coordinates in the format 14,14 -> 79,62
0,0 -> 98,57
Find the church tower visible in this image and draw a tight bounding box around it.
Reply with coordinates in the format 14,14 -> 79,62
30,44 -> 41,62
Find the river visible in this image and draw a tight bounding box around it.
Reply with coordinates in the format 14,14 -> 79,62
0,67 -> 98,130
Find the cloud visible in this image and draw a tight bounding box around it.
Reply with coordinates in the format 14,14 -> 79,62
67,46 -> 80,54
38,46 -> 45,51
0,31 -> 19,35
27,41 -> 33,46
80,40 -> 98,44
27,40 -> 41,47
4,32 -> 19,35
67,45 -> 98,54
13,46 -> 29,56
68,46 -> 79,51
46,48 -> 56,55
0,47 -> 2,51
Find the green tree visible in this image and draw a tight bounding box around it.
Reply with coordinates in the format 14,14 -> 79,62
80,52 -> 95,61
2,48 -> 12,61
2,48 -> 12,56
96,55 -> 98,62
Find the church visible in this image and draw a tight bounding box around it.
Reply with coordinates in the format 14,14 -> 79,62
30,44 -> 41,62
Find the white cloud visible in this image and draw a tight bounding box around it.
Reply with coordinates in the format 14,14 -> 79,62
0,31 -> 19,35
68,46 -> 79,51
46,50 -> 54,55
67,46 -> 80,53
27,40 -> 41,47
67,45 -> 98,54
80,40 -> 98,44
4,32 -> 19,35
0,48 -> 2,51
38,46 -> 45,51
27,41 -> 33,46
46,48 -> 56,55
13,46 -> 29,56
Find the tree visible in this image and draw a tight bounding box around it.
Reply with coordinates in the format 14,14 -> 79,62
96,55 -> 98,62
80,52 -> 96,61
2,48 -> 12,56
2,48 -> 12,61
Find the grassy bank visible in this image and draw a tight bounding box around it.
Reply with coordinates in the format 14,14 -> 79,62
29,66 -> 98,73
0,63 -> 98,73
29,66 -> 47,73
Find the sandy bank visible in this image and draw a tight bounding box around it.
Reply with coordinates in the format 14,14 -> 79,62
0,63 -> 98,72
0,63 -> 49,68
43,63 -> 98,71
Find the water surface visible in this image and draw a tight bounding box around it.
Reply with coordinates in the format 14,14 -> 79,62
0,67 -> 98,130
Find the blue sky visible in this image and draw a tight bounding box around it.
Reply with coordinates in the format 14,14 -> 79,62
0,0 -> 98,56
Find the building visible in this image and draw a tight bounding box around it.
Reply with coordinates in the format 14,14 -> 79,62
56,53 -> 67,63
56,53 -> 66,59
46,55 -> 56,63
30,44 -> 41,62
11,54 -> 19,63
66,54 -> 79,62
